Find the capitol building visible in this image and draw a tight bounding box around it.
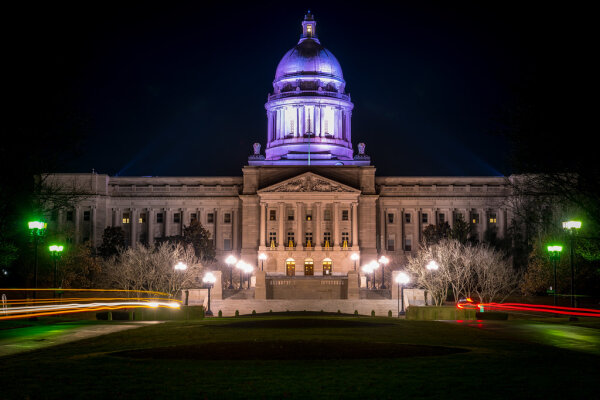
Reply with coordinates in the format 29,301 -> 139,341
50,13 -> 510,309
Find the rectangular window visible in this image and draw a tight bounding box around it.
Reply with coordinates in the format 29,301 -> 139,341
439,213 -> 445,224
288,210 -> 294,221
324,119 -> 329,134
471,212 -> 479,224
224,213 -> 231,224
139,213 -> 146,224
489,212 -> 497,224
269,232 -> 277,246
387,238 -> 395,251
269,210 -> 277,221
190,213 -> 197,222
404,238 -> 412,252
342,210 -> 349,221
66,211 -> 74,222
388,213 -> 394,224
207,213 -> 214,224
422,213 -> 428,224
289,119 -> 295,135
156,213 -> 164,223
287,232 -> 295,246
341,231 -> 350,246
324,209 -> 332,221
122,212 -> 130,224
405,213 -> 411,224
306,211 -> 312,221
83,211 -> 90,221
305,232 -> 313,246
323,232 -> 331,246
173,213 -> 181,223
224,238 -> 232,251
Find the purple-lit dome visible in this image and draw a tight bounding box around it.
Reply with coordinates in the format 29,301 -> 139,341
274,39 -> 344,82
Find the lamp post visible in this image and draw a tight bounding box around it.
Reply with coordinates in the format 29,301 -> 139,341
426,260 -> 439,272
562,220 -> 581,307
547,245 -> 563,306
378,256 -> 389,289
244,263 -> 254,289
361,263 -> 373,290
235,260 -> 249,289
202,272 -> 216,316
174,262 -> 188,305
225,255 -> 237,289
259,253 -> 267,271
28,220 -> 47,298
395,271 -> 410,317
48,245 -> 64,296
351,252 -> 359,271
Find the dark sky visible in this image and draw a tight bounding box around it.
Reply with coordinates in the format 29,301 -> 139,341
11,1 -> 589,177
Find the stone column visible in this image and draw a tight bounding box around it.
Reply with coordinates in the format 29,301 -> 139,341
91,206 -> 97,246
147,208 -> 154,246
380,206 -> 386,251
315,106 -> 321,136
232,207 -> 239,251
213,208 -> 219,250
480,208 -> 487,241
164,208 -> 171,238
333,202 -> 340,248
400,209 -> 405,252
396,209 -> 403,253
347,271 -> 359,299
300,106 -> 305,136
315,202 -> 322,248
267,111 -> 273,143
130,208 -> 137,248
448,208 -> 454,230
337,108 -> 342,139
414,209 -> 421,248
352,202 -> 358,248
296,202 -> 303,248
259,202 -> 266,247
278,202 -> 285,249
74,207 -> 81,244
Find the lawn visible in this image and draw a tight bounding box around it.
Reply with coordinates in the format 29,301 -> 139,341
0,314 -> 598,399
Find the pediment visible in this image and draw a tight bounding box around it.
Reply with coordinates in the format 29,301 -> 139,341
258,172 -> 360,193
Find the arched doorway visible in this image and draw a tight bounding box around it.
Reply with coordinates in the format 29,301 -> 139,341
323,258 -> 332,276
304,258 -> 314,276
286,258 -> 295,276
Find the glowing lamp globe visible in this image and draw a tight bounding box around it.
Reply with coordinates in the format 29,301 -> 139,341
426,260 -> 439,271
203,272 -> 217,284
174,262 -> 188,271
395,272 -> 410,285
562,221 -> 582,230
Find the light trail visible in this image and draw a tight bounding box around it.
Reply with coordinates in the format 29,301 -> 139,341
457,300 -> 600,318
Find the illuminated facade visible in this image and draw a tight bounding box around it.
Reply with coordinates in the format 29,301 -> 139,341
49,13 -> 511,301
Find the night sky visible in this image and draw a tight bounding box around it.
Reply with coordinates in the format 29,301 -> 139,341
11,1 -> 589,178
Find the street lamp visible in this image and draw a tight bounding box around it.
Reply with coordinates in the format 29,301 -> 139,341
395,271 -> 410,316
259,253 -> 267,271
235,260 -> 252,289
378,256 -> 389,289
361,263 -> 373,289
48,245 -> 64,296
562,220 -> 582,307
351,253 -> 359,271
225,255 -> 237,289
28,220 -> 47,298
426,260 -> 439,271
202,272 -> 217,316
547,245 -> 563,306
174,262 -> 188,305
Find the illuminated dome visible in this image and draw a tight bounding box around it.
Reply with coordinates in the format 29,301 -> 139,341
274,39 -> 344,82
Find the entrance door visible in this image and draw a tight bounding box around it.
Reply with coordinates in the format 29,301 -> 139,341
304,259 -> 314,276
286,260 -> 295,276
323,260 -> 332,276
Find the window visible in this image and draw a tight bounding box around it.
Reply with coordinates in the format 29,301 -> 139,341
388,213 -> 394,224
139,213 -> 146,224
422,213 -> 428,224
323,260 -> 332,276
305,232 -> 313,246
224,213 -> 231,224
286,260 -> 295,276
190,213 -> 197,222
306,211 -> 312,221
471,212 -> 479,224
122,212 -> 130,224
288,210 -> 294,221
341,232 -> 350,246
323,119 -> 329,134
269,210 -> 277,221
289,119 -> 295,135
224,238 -> 232,251
304,259 -> 314,276
489,212 -> 497,224
404,238 -> 412,251
83,211 -> 90,221
173,213 -> 181,223
438,213 -> 445,224
342,210 -> 349,221
324,209 -> 332,221
387,237 -> 395,251
207,213 -> 214,224
156,213 -> 164,223
287,232 -> 295,246
269,232 -> 277,246
306,24 -> 312,35
323,232 -> 331,246
66,211 -> 74,222
405,213 -> 411,224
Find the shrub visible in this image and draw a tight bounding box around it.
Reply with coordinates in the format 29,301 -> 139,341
371,310 -> 375,317
354,310 -> 358,316
235,310 -> 239,317
252,310 -> 256,315
269,309 -> 273,313
388,310 -> 392,317
218,310 -> 222,318
337,310 -> 341,314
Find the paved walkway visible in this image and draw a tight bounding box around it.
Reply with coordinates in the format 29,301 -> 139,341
447,320 -> 600,355
0,321 -> 160,357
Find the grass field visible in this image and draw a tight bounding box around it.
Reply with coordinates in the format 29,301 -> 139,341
1,314 -> 598,399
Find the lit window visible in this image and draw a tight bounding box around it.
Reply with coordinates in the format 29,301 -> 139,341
305,232 -> 313,246
405,213 -> 411,224
269,232 -> 277,246
83,211 -> 90,221
323,260 -> 332,276
306,212 -> 312,221
489,213 -> 497,224
388,213 -> 394,224
471,212 -> 479,224
122,212 -> 130,224
269,210 -> 277,221
342,210 -> 349,221
224,213 -> 231,224
341,232 -> 350,245
422,213 -> 428,224
139,213 -> 146,224
323,232 -> 331,246
307,24 -> 312,35
287,232 -> 295,246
